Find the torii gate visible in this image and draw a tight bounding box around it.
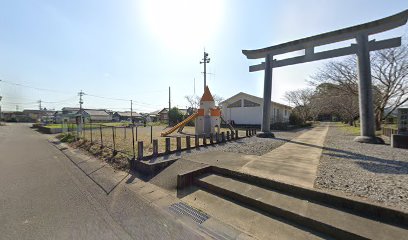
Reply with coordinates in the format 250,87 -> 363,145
242,10 -> 408,143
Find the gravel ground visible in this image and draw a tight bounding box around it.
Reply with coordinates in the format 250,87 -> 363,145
164,128 -> 310,159
315,125 -> 408,212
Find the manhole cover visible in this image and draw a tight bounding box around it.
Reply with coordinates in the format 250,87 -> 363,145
169,202 -> 209,224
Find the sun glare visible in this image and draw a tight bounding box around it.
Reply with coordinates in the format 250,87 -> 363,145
140,0 -> 223,51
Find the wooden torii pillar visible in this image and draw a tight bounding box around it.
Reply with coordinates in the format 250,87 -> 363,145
242,10 -> 408,143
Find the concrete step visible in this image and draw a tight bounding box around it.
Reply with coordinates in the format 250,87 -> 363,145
194,173 -> 408,240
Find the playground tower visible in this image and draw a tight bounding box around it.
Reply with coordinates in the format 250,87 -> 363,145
195,86 -> 221,136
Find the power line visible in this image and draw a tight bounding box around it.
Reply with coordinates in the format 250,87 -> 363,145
0,79 -> 72,94
1,79 -> 163,109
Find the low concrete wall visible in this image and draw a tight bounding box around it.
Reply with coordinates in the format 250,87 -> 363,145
38,126 -> 62,134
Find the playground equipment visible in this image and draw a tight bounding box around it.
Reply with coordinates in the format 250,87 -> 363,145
161,86 -> 230,137
220,116 -> 235,132
195,86 -> 221,136
160,112 -> 198,137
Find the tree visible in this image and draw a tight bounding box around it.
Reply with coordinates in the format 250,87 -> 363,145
284,88 -> 315,123
312,83 -> 359,125
213,94 -> 225,106
168,107 -> 184,126
185,94 -> 225,108
185,95 -> 200,109
310,43 -> 408,130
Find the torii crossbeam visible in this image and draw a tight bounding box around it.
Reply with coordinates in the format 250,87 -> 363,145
242,10 -> 408,143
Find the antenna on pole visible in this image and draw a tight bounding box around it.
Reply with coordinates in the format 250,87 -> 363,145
79,90 -> 84,110
78,90 -> 84,126
200,50 -> 210,91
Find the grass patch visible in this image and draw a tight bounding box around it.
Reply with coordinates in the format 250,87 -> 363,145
335,122 -> 384,136
58,133 -> 77,143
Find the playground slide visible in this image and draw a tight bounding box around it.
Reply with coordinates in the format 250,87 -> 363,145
161,112 -> 199,137
220,116 -> 235,132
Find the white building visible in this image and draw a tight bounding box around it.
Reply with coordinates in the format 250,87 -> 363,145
220,92 -> 292,125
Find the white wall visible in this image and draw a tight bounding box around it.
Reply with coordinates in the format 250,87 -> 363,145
222,105 -> 262,125
221,97 -> 291,125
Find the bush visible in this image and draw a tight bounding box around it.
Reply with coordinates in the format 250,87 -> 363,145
289,113 -> 304,126
168,107 -> 184,126
270,122 -> 289,130
58,133 -> 77,143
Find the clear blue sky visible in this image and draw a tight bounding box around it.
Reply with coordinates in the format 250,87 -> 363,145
0,0 -> 407,112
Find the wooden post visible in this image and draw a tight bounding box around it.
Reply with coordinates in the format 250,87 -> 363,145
112,126 -> 116,152
152,139 -> 158,157
99,125 -> 103,147
186,136 -> 191,149
231,130 -> 235,139
226,131 -> 230,141
176,137 -> 181,151
221,132 -> 226,142
150,126 -> 153,143
135,126 -> 138,141
165,137 -> 171,153
246,129 -> 249,137
131,126 -> 135,159
209,133 -> 214,144
203,134 -> 207,146
195,135 -> 199,148
215,132 -> 219,143
90,121 -> 93,143
137,141 -> 143,160
235,130 -> 238,139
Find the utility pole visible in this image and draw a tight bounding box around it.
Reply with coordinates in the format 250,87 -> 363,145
168,86 -> 171,126
0,80 -> 2,122
200,51 -> 210,91
78,90 -> 84,126
130,100 -> 133,124
0,96 -> 2,122
38,100 -> 42,122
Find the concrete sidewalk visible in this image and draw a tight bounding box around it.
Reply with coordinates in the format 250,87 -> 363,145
241,124 -> 329,188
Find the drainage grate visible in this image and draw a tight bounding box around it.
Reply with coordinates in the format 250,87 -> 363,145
169,202 -> 210,224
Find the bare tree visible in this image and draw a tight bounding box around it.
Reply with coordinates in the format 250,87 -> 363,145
185,95 -> 200,109
312,83 -> 359,125
310,43 -> 408,129
284,88 -> 315,123
185,94 -> 224,108
213,94 -> 225,106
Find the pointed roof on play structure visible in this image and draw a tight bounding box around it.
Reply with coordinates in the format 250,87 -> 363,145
201,86 -> 214,102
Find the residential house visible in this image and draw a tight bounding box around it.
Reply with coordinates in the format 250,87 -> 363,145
113,111 -> 143,123
78,109 -> 112,122
54,107 -> 80,123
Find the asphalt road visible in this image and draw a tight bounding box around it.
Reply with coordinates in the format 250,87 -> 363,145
0,123 -> 204,240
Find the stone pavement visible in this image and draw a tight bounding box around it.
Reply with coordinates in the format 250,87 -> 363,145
183,124 -> 329,188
